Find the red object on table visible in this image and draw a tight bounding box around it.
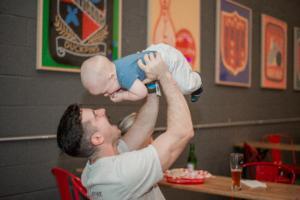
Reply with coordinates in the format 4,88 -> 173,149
242,161 -> 296,184
164,168 -> 208,184
165,176 -> 205,184
263,134 -> 300,176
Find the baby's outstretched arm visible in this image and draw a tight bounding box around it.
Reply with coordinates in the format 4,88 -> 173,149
110,79 -> 148,102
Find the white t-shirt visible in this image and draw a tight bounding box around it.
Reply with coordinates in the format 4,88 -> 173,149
81,140 -> 166,200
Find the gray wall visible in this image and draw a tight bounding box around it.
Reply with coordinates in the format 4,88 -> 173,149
0,0 -> 299,199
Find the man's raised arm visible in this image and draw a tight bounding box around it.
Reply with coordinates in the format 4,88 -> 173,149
138,53 -> 194,171
121,92 -> 159,151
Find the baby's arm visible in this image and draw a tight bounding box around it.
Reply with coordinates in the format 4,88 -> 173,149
110,80 -> 148,102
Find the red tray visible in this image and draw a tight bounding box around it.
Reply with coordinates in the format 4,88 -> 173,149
165,176 -> 205,184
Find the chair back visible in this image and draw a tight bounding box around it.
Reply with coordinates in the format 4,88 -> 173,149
262,134 -> 296,165
265,134 -> 282,163
51,167 -> 88,200
71,176 -> 89,200
242,162 -> 296,184
243,143 -> 262,163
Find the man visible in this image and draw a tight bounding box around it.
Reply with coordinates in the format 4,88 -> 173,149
57,53 -> 194,200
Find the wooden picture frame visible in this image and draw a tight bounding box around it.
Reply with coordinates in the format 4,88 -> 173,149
36,0 -> 122,72
294,27 -> 300,91
215,0 -> 252,87
147,0 -> 200,72
261,14 -> 287,90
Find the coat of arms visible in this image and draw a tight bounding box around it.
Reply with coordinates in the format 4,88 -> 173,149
215,0 -> 252,87
49,0 -> 111,66
221,11 -> 248,76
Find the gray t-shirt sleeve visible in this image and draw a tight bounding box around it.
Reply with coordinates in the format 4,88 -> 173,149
117,139 -> 130,153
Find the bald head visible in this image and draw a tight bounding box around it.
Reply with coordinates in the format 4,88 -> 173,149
80,55 -> 114,95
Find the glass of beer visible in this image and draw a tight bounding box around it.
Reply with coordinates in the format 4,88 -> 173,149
230,153 -> 243,191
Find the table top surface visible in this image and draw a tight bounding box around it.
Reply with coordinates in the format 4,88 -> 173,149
234,141 -> 300,151
159,175 -> 300,200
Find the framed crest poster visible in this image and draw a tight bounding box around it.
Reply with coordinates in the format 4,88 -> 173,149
36,0 -> 122,72
294,27 -> 300,91
147,0 -> 200,72
215,0 -> 252,87
261,14 -> 287,90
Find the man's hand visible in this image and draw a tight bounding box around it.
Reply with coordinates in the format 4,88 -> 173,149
137,53 -> 169,82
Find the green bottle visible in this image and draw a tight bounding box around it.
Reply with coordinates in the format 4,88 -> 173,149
187,143 -> 197,171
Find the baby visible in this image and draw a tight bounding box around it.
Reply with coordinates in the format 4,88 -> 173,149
81,43 -> 203,103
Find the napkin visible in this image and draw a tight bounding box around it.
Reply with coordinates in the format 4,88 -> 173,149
241,180 -> 267,189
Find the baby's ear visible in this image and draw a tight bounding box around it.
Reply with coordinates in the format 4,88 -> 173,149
109,73 -> 116,80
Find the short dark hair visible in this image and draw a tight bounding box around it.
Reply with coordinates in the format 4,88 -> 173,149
57,104 -> 85,157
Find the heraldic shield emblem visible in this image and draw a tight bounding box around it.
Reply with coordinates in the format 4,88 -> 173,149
49,0 -> 113,66
221,11 -> 248,76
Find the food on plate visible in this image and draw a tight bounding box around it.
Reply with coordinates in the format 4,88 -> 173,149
164,168 -> 212,184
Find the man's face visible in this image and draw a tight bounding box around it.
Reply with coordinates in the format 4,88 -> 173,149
81,108 -> 121,143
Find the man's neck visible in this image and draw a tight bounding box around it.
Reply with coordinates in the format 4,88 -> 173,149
89,142 -> 119,164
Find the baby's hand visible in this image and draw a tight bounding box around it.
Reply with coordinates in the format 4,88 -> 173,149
142,79 -> 153,84
109,92 -> 123,103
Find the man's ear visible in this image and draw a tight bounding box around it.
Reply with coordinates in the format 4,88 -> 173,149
90,132 -> 104,145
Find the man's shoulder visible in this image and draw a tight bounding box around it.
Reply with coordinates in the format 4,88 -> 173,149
117,139 -> 129,153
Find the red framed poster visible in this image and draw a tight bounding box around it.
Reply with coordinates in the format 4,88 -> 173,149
294,27 -> 300,91
261,14 -> 287,90
215,0 -> 252,87
147,0 -> 200,72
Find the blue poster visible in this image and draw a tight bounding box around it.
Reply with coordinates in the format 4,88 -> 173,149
216,0 -> 252,87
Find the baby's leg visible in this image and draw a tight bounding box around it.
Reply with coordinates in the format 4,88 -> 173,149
173,67 -> 202,95
146,43 -> 202,94
165,46 -> 202,95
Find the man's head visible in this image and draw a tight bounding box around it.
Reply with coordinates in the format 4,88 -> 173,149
57,104 -> 86,156
80,55 -> 118,96
57,104 -> 121,157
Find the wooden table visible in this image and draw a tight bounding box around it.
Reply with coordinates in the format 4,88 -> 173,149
159,176 -> 300,200
234,141 -> 300,152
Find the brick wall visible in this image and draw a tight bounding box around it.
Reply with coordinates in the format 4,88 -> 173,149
0,0 -> 299,199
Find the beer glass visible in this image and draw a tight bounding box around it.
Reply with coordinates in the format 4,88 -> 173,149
230,153 -> 243,191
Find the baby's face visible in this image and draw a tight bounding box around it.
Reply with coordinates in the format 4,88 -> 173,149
87,76 -> 111,96
102,79 -> 119,97
87,75 -> 118,97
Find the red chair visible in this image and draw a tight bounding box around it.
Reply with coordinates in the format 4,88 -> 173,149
262,134 -> 300,175
243,142 -> 263,163
242,162 -> 296,184
71,176 -> 89,200
51,167 -> 89,200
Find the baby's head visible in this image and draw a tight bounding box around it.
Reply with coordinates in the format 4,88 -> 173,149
81,55 -> 117,95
